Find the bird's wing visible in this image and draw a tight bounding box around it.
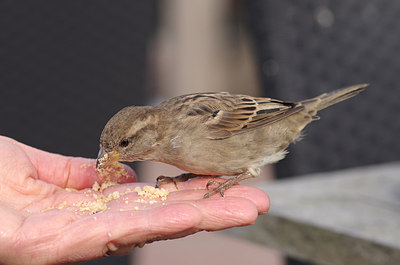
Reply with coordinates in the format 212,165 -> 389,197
170,92 -> 304,140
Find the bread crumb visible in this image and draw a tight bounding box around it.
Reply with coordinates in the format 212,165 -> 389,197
41,206 -> 53,212
108,191 -> 121,200
96,161 -> 130,181
92,182 -> 101,192
43,201 -> 68,212
134,185 -> 169,201
73,198 -> 108,214
72,190 -> 126,214
45,162 -> 160,214
100,180 -> 118,192
134,198 -> 146,203
57,201 -> 67,210
68,161 -> 132,214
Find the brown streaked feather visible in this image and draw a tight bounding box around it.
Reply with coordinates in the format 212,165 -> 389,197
206,102 -> 304,140
162,92 -> 305,140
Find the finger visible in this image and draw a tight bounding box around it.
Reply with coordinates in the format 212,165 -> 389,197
141,176 -> 270,215
166,184 -> 270,215
217,185 -> 270,214
99,180 -> 269,216
15,140 -> 136,189
99,186 -> 265,237
70,195 -> 261,257
192,196 -> 261,230
56,203 -> 203,262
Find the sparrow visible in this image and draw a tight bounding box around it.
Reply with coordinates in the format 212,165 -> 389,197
96,84 -> 367,198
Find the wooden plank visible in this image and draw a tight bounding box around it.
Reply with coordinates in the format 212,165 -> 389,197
226,162 -> 400,265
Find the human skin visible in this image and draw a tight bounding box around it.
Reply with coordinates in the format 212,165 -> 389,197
0,136 -> 269,264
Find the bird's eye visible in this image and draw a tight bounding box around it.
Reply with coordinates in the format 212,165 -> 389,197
119,139 -> 130,147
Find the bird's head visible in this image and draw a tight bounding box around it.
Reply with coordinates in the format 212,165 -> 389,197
96,106 -> 160,169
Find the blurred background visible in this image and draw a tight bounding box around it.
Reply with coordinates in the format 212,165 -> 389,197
1,0 -> 399,264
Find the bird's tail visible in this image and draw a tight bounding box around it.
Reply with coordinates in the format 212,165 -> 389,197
302,84 -> 368,111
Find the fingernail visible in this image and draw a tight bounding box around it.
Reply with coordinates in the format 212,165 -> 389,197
106,242 -> 118,252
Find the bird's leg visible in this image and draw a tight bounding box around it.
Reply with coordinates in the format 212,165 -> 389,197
204,171 -> 255,198
155,173 -> 203,189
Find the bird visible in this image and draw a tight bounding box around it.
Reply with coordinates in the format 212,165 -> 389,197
96,84 -> 367,198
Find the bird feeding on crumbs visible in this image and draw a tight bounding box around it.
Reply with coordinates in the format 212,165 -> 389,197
96,84 -> 367,198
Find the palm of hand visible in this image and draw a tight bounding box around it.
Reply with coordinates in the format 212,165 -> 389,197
0,136 -> 269,264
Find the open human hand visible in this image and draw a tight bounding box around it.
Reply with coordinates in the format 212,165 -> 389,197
0,136 -> 269,264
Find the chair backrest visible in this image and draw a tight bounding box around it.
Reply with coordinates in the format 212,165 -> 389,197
245,0 -> 400,178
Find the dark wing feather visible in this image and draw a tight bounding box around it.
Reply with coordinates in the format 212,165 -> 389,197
166,92 -> 304,140
206,95 -> 304,139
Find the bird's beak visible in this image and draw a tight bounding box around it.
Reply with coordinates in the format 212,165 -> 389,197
96,146 -> 120,169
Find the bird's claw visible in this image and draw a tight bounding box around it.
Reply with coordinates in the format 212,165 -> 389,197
203,172 -> 254,198
155,173 -> 200,190
155,175 -> 176,189
204,178 -> 236,198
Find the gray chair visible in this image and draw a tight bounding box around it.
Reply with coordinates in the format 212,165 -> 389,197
245,0 -> 400,178
245,1 -> 400,264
